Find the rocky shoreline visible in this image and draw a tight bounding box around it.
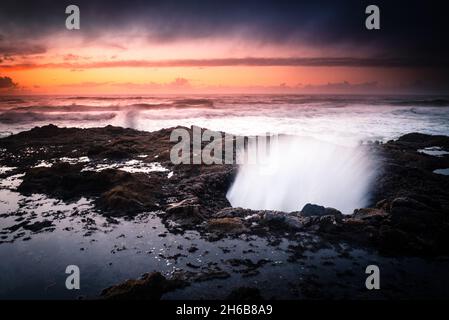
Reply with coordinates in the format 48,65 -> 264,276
1,124 -> 449,299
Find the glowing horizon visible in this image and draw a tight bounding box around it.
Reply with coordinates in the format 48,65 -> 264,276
1,1 -> 448,95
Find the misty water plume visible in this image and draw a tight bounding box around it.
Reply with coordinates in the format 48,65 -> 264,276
227,136 -> 379,214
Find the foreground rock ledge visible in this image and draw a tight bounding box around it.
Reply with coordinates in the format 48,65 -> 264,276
0,124 -> 448,258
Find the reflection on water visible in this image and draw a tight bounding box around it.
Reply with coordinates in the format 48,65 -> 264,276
1,169 -> 449,299
434,168 -> 449,175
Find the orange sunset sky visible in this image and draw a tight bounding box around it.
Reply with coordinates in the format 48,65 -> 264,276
1,0 -> 448,95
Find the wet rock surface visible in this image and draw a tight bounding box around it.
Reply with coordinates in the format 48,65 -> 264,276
17,163 -> 165,216
1,125 -> 449,299
101,272 -> 188,300
300,203 -> 342,217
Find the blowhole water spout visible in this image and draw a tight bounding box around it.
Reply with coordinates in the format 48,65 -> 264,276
226,136 -> 379,214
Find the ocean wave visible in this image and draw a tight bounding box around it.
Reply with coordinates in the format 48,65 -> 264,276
0,111 -> 116,124
171,98 -> 215,108
0,97 -> 27,104
64,96 -> 147,100
9,105 -> 122,113
5,99 -> 215,113
388,98 -> 449,107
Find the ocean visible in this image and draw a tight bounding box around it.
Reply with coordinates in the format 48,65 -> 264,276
1,95 -> 449,145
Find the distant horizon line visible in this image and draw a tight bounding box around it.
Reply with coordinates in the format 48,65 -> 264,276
1,92 -> 449,97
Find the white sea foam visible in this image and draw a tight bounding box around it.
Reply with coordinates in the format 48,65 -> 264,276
59,156 -> 91,164
418,146 -> 449,157
0,166 -> 16,174
81,160 -> 168,174
1,95 -> 449,145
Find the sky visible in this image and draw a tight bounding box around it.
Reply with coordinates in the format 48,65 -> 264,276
0,0 -> 448,95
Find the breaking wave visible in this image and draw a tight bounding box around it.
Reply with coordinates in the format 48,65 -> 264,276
0,111 -> 117,124
1,94 -> 449,140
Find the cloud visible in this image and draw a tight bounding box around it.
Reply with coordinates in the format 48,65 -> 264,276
1,56 -> 443,71
296,81 -> 382,94
0,0 -> 448,63
302,81 -> 378,91
0,76 -> 17,89
44,78 -> 444,95
0,44 -> 46,56
57,81 -> 111,88
110,77 -> 192,90
170,78 -> 190,87
63,54 -> 81,61
55,78 -> 191,91
0,40 -> 46,58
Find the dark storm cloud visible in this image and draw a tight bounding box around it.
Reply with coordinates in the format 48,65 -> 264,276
0,43 -> 46,56
0,76 -> 17,89
0,0 -> 447,65
0,36 -> 46,60
1,56 -> 444,70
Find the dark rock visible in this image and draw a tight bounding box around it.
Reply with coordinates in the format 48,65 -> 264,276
193,270 -> 230,282
315,215 -> 341,233
23,220 -> 54,232
261,211 -> 303,230
6,220 -> 54,233
3,125 -> 449,257
186,262 -> 201,269
213,207 -> 254,219
353,208 -> 388,221
300,203 -> 342,217
99,186 -> 148,213
165,197 -> 205,223
397,132 -> 449,149
18,163 -> 163,216
262,211 -> 286,223
376,225 -> 416,254
375,199 -> 389,210
101,272 -> 187,300
389,196 -> 443,233
207,217 -> 248,234
390,197 -> 429,212
187,246 -> 198,253
226,258 -> 270,274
